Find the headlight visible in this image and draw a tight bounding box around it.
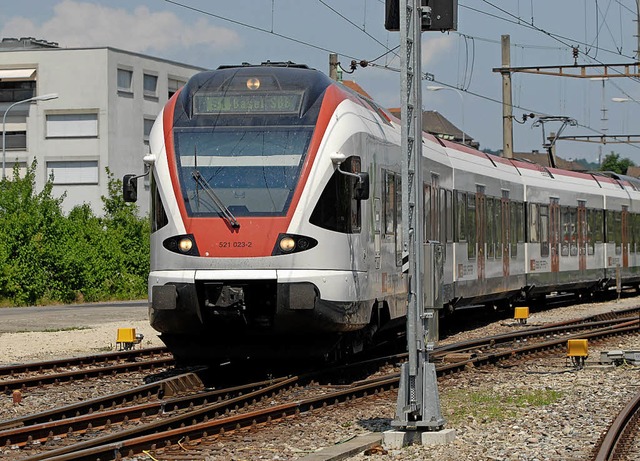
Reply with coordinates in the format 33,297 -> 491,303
272,233 -> 318,256
163,234 -> 199,256
279,237 -> 296,252
178,237 -> 193,253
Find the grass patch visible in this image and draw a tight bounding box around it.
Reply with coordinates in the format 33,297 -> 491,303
443,387 -> 563,425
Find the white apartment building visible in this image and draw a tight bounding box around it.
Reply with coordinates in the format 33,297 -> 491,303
0,37 -> 205,215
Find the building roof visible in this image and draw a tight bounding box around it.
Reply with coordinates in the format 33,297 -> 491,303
388,108 -> 476,147
513,151 -> 588,172
626,166 -> 640,178
340,80 -> 373,99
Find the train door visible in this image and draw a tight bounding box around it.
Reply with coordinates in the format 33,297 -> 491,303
622,206 -> 629,268
501,190 -> 510,278
550,198 -> 560,273
476,185 -> 486,280
577,201 -> 587,271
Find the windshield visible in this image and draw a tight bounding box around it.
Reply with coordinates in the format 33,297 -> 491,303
175,127 -> 314,217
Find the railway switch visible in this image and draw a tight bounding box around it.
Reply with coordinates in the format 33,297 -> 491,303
514,307 -> 529,324
567,339 -> 588,368
116,328 -> 144,351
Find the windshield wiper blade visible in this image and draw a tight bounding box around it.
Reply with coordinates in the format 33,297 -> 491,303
191,170 -> 240,229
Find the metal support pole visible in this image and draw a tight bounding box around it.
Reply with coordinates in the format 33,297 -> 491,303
501,35 -> 514,158
392,0 -> 444,430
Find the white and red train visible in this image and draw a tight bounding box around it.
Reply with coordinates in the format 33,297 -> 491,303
124,62 -> 640,362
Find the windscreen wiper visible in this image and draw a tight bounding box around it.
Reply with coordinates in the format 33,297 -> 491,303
191,170 -> 240,229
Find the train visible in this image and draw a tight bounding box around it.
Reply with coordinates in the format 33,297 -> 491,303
123,61 -> 640,363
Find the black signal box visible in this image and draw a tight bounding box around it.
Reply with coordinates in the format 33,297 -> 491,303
385,0 -> 458,32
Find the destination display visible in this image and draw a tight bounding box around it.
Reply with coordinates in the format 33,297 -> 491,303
193,92 -> 303,114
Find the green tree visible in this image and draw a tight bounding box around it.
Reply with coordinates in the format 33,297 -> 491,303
600,152 -> 635,175
0,162 -> 149,306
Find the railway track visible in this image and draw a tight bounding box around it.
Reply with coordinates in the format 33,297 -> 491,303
1,310 -> 637,461
593,389 -> 640,461
0,347 -> 173,393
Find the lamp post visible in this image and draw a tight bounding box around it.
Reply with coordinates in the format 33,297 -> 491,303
2,93 -> 58,180
427,85 -> 465,144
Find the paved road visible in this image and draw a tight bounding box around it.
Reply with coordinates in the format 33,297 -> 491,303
0,300 -> 149,333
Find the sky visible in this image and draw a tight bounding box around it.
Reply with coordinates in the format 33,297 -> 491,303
2,0 -> 639,165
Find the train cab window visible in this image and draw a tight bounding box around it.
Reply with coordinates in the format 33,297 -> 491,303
310,156 -> 362,233
455,191 -> 467,242
540,205 -> 550,258
151,174 -> 168,232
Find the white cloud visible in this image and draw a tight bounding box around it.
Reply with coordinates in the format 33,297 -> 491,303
422,34 -> 455,67
0,0 -> 241,55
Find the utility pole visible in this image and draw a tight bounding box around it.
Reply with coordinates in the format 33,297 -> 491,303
501,35 -> 514,158
329,53 -> 339,81
391,0 -> 445,432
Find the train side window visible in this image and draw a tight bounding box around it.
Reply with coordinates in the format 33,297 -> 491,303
424,184 -> 431,241
606,210 -> 614,244
456,191 -> 467,242
310,156 -> 362,233
445,189 -> 453,243
487,198 -> 495,258
561,206 -> 570,257
439,188 -> 446,242
594,209 -> 604,243
529,203 -> 540,243
615,211 -> 622,255
495,198 -> 503,258
510,201 -> 522,258
431,175 -> 440,241
540,205 -> 549,258
586,209 -> 595,255
383,170 -> 395,236
395,175 -> 403,266
467,193 -> 476,260
151,173 -> 168,232
569,207 -> 578,256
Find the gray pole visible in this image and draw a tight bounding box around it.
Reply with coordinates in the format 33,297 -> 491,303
329,53 -> 339,81
501,35 -> 514,158
392,0 -> 444,430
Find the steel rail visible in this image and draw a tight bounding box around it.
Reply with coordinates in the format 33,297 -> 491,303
593,389 -> 640,461
0,357 -> 174,393
0,347 -> 169,378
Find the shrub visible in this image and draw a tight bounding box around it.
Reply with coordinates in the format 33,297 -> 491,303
0,162 -> 149,306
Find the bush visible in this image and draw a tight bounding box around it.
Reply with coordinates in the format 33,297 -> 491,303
0,162 -> 149,306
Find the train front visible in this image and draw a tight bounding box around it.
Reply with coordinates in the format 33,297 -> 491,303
145,64 -> 364,361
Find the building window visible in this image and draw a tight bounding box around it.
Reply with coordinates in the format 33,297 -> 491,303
168,78 -> 186,98
46,113 -> 98,138
3,131 -> 26,150
117,68 -> 133,93
46,160 -> 99,185
0,69 -> 36,103
143,117 -> 155,143
143,73 -> 158,98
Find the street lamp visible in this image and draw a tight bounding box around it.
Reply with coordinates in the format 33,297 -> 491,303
427,85 -> 465,144
2,93 -> 58,180
611,97 -> 631,133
